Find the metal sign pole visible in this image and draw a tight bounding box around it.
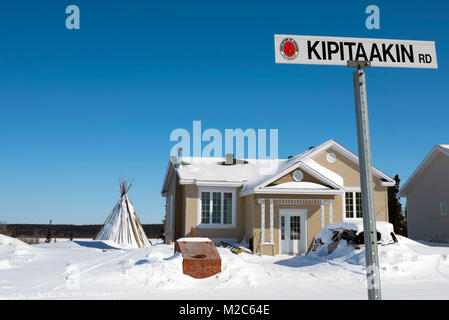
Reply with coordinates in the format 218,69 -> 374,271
348,60 -> 382,300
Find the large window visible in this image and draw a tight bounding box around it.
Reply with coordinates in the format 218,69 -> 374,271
345,191 -> 362,218
199,189 -> 235,227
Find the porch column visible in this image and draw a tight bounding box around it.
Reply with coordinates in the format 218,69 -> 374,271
320,200 -> 325,229
259,198 -> 265,244
329,199 -> 333,223
269,199 -> 274,243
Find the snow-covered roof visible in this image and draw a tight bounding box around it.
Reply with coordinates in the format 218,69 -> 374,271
173,157 -> 285,186
399,144 -> 449,197
302,158 -> 344,187
161,140 -> 395,197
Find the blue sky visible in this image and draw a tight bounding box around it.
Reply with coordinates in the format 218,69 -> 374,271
1,1 -> 448,224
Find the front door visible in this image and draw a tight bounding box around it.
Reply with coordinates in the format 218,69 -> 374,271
280,210 -> 307,254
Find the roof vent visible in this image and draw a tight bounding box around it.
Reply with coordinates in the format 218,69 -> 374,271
217,153 -> 249,166
170,155 -> 179,166
170,150 -> 190,168
226,153 -> 234,165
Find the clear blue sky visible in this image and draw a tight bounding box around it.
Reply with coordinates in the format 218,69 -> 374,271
1,1 -> 448,224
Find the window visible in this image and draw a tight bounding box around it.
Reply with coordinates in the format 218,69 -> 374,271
327,152 -> 336,163
212,192 -> 221,223
292,170 -> 303,182
345,191 -> 362,218
201,192 -> 210,223
280,216 -> 285,240
223,193 -> 232,224
199,189 -> 235,227
441,201 -> 448,216
290,216 -> 300,240
169,194 -> 174,229
355,192 -> 363,218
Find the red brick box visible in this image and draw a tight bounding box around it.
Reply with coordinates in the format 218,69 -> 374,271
174,238 -> 221,279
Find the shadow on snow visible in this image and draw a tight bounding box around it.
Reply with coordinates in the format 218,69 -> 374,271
274,255 -> 325,268
74,240 -> 121,250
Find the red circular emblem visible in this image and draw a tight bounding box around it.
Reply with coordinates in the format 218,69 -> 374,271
280,38 -> 299,60
283,41 -> 296,57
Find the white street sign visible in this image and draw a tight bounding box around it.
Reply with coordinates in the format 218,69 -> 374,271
275,34 -> 438,69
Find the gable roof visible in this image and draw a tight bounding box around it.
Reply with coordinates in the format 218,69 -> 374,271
399,144 -> 449,197
161,139 -> 395,197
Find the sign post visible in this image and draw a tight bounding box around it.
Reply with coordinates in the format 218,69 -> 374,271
348,60 -> 381,300
275,34 -> 437,300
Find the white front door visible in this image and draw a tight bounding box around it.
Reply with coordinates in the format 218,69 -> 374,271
280,210 -> 307,254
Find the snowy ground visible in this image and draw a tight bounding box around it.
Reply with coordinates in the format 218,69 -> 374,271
1,234 -> 449,300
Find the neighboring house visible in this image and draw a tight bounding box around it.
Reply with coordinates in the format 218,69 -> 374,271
161,140 -> 395,256
399,145 -> 449,242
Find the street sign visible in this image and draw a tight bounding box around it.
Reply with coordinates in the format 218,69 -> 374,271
275,34 -> 438,69
275,33 -> 438,300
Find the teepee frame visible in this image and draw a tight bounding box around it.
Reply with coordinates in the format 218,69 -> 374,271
95,179 -> 151,248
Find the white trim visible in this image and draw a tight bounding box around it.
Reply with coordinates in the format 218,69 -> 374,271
197,187 -> 237,229
343,189 -> 363,220
196,181 -> 243,187
161,160 -> 174,196
180,179 -> 243,187
270,199 -> 274,243
256,161 -> 343,192
250,188 -> 344,195
320,200 -> 325,229
178,179 -> 196,185
270,198 -> 322,205
329,199 -> 333,223
260,199 -> 265,244
303,140 -> 395,183
240,139 -> 395,197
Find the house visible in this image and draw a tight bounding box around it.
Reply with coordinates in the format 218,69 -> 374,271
399,145 -> 449,242
161,140 -> 395,256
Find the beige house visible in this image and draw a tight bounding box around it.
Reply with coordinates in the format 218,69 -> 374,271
399,145 -> 449,242
161,140 -> 395,256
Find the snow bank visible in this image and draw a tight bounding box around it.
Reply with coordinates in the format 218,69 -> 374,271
1,236 -> 449,299
0,259 -> 11,270
314,221 -> 396,245
0,234 -> 29,247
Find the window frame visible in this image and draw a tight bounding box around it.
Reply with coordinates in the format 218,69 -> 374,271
344,188 -> 363,220
197,187 -> 237,229
169,194 -> 174,229
441,201 -> 448,216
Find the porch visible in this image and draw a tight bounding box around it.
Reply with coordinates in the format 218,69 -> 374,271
254,197 -> 338,256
